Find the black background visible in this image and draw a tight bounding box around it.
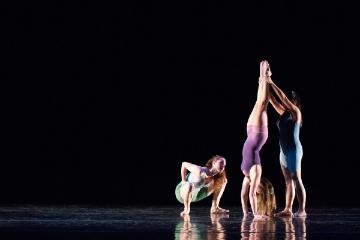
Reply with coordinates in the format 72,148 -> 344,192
2,1 -> 358,207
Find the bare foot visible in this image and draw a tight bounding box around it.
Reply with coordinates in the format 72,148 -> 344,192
243,211 -> 251,217
259,60 -> 272,83
294,210 -> 307,218
242,213 -> 251,221
211,207 -> 229,214
274,209 -> 293,218
263,60 -> 272,77
259,60 -> 266,82
180,208 -> 190,217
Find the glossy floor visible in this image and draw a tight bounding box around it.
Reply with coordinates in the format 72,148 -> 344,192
1,206 -> 360,239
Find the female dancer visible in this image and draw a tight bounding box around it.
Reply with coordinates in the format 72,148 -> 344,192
266,65 -> 307,217
175,155 -> 228,216
240,60 -> 272,218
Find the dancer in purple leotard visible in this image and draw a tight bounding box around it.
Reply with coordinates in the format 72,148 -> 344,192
240,60 -> 272,219
241,125 -> 268,174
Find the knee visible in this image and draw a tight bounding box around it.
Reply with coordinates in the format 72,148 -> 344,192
181,182 -> 193,193
285,178 -> 293,185
292,174 -> 302,183
223,178 -> 228,185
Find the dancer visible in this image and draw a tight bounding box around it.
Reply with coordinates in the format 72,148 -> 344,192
240,60 -> 272,218
266,66 -> 307,217
175,155 -> 228,216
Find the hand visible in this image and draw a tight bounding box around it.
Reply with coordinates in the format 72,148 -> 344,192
243,210 -> 251,217
181,180 -> 187,186
254,214 -> 270,220
266,77 -> 274,84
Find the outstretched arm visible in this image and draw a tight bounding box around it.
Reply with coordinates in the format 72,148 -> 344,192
241,177 -> 250,215
269,91 -> 285,115
211,178 -> 229,213
268,78 -> 297,112
181,162 -> 201,182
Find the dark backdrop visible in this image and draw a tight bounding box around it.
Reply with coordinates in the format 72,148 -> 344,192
2,1 -> 357,207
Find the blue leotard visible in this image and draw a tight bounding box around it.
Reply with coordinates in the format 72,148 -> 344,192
276,111 -> 303,172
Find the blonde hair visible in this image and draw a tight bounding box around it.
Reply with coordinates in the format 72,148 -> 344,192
257,177 -> 276,216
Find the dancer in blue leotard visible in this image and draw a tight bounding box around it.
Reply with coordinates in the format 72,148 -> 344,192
266,64 -> 307,217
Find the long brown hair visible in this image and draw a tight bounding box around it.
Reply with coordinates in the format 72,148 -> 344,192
205,155 -> 227,193
290,90 -> 301,110
289,90 -> 303,125
257,177 -> 276,216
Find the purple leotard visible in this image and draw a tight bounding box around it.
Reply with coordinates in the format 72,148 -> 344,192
241,125 -> 268,176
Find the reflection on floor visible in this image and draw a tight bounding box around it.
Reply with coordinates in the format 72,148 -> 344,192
1,206 -> 360,239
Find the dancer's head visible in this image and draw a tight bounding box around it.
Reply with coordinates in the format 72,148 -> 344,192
205,155 -> 226,173
289,90 -> 301,109
205,155 -> 227,191
257,177 -> 277,216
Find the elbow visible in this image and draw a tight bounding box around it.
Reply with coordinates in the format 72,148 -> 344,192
250,192 -> 257,199
181,162 -> 189,170
241,192 -> 247,199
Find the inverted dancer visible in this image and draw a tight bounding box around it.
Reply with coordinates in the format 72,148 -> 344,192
240,60 -> 272,219
266,65 -> 306,217
175,155 -> 228,216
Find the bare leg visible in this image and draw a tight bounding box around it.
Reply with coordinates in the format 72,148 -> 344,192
293,170 -> 307,217
211,178 -> 229,214
247,61 -> 270,126
275,166 -> 294,217
180,182 -> 194,216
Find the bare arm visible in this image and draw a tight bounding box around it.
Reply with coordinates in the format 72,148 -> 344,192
181,162 -> 201,181
241,177 -> 250,215
268,78 -> 298,112
211,178 -> 228,210
269,92 -> 285,115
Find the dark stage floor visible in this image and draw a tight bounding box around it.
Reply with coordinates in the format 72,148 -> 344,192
1,205 -> 360,239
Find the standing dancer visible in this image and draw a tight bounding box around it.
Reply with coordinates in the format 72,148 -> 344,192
266,64 -> 306,217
